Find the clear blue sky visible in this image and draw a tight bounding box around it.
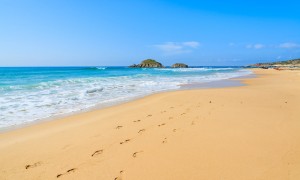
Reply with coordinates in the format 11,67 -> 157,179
1,0 -> 300,66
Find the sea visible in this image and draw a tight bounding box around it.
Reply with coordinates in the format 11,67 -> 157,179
0,66 -> 252,129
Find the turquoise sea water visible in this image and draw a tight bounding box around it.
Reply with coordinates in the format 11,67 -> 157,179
0,66 -> 251,128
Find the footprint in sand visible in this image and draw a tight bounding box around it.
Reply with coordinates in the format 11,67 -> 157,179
57,168 -> 77,178
114,170 -> 124,180
173,129 -> 177,132
158,123 -> 166,127
133,120 -> 141,123
169,106 -> 174,109
91,149 -> 103,157
62,144 -> 71,150
132,151 -> 143,158
160,110 -> 167,113
162,138 -> 167,144
25,162 -> 42,169
138,129 -> 145,134
116,126 -> 123,129
147,114 -> 152,117
180,113 -> 186,115
120,139 -> 131,145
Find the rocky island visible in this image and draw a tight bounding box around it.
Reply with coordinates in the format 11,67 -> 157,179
129,59 -> 164,68
171,63 -> 188,68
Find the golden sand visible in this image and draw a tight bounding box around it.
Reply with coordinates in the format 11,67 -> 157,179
0,69 -> 300,180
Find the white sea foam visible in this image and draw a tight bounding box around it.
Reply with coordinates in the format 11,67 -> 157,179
96,67 -> 106,70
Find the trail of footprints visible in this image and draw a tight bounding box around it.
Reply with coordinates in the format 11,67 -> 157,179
25,105 -> 201,179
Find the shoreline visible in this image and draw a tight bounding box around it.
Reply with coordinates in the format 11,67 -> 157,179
0,69 -> 253,133
1,68 -> 299,180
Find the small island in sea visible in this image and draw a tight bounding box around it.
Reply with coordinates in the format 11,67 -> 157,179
129,59 -> 164,68
171,63 -> 188,68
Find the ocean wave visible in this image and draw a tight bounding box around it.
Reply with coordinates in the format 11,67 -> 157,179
82,67 -> 107,70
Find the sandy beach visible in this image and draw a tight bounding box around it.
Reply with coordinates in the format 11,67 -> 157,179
0,69 -> 300,180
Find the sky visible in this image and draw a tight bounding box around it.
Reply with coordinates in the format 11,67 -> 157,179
0,0 -> 300,66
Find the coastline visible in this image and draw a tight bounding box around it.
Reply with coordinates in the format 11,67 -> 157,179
0,69 -> 300,179
0,69 -> 253,133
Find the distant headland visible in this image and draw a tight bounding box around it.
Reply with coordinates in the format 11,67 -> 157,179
247,58 -> 300,70
129,59 -> 189,68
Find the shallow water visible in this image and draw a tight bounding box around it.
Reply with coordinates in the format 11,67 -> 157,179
0,66 -> 252,128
